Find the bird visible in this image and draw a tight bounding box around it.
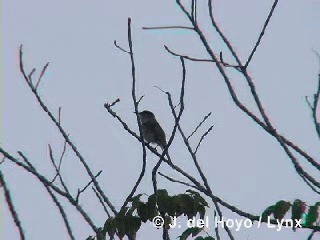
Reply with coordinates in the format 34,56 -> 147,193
138,110 -> 167,149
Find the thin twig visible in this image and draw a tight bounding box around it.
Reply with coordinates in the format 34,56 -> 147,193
119,18 -> 148,214
45,187 -> 76,240
195,126 -> 214,154
18,151 -> 35,170
142,26 -> 194,30
1,147 -> 99,232
310,50 -> 320,140
114,40 -> 130,54
19,45 -> 118,215
214,211 -> 221,240
76,171 -> 102,203
103,96 -> 320,230
187,112 -> 212,139
92,187 -> 111,217
165,45 -> 240,69
28,68 -> 36,84
158,172 -> 199,190
108,98 -> 120,108
244,0 -> 279,68
35,62 -> 50,90
191,0 -> 197,23
152,56 -> 186,195
58,107 -> 62,125
0,156 -> 5,164
179,0 -> 320,190
137,95 -> 145,105
0,169 -> 26,240
48,143 -> 69,193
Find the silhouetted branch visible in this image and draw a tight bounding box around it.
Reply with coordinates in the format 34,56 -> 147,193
191,0 -> 197,23
177,0 -> 320,192
48,144 -> 69,193
165,45 -> 240,69
1,147 -> 99,233
45,187 -> 76,240
114,40 -> 130,54
152,56 -> 186,195
187,112 -> 212,139
194,125 -> 214,154
35,62 -> 50,90
0,169 -> 26,240
76,171 -> 103,203
118,18 -> 148,215
306,50 -> 320,140
142,26 -> 193,30
158,172 -> 199,190
93,187 -> 111,217
19,45 -> 117,215
244,0 -> 279,68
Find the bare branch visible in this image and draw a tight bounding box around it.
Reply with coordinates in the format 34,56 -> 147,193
119,18 -> 148,214
114,40 -> 130,54
19,45 -> 117,215
35,62 -> 50,90
92,187 -> 111,217
137,95 -> 144,105
152,56 -> 186,195
308,50 -> 320,140
58,107 -> 62,125
0,156 -> 5,164
48,144 -> 69,193
158,172 -> 199,190
191,0 -> 197,23
45,187 -> 76,240
76,171 -> 102,203
2,147 -> 99,232
245,0 -> 279,68
165,45 -> 213,62
0,169 -> 26,240
187,112 -> 212,139
178,0 -> 320,191
142,26 -> 194,30
28,68 -> 36,84
195,125 -> 214,154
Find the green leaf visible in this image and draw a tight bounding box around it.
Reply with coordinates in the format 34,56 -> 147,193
166,196 -> 178,216
131,194 -> 143,209
157,189 -> 170,213
262,205 -> 274,220
118,206 -> 129,217
273,200 -> 291,220
198,205 -> 206,219
305,205 -> 319,227
194,237 -> 204,240
124,215 -> 141,236
203,237 -> 215,240
177,194 -> 195,218
103,217 -> 116,238
137,203 -> 149,223
147,194 -> 158,220
178,227 -> 201,240
157,189 -> 169,197
291,199 -> 305,221
114,217 -> 126,239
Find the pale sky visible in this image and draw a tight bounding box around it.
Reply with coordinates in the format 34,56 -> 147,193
2,0 -> 320,239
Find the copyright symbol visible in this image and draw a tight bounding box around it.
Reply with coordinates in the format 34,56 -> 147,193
152,216 -> 164,228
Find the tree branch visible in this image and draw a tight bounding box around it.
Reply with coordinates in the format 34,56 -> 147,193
0,169 -> 26,240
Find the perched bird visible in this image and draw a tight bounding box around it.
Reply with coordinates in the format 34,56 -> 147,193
138,110 -> 167,149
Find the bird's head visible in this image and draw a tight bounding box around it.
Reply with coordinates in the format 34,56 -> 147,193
138,110 -> 156,123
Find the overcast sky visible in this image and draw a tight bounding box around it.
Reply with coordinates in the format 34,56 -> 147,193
2,0 -> 320,239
